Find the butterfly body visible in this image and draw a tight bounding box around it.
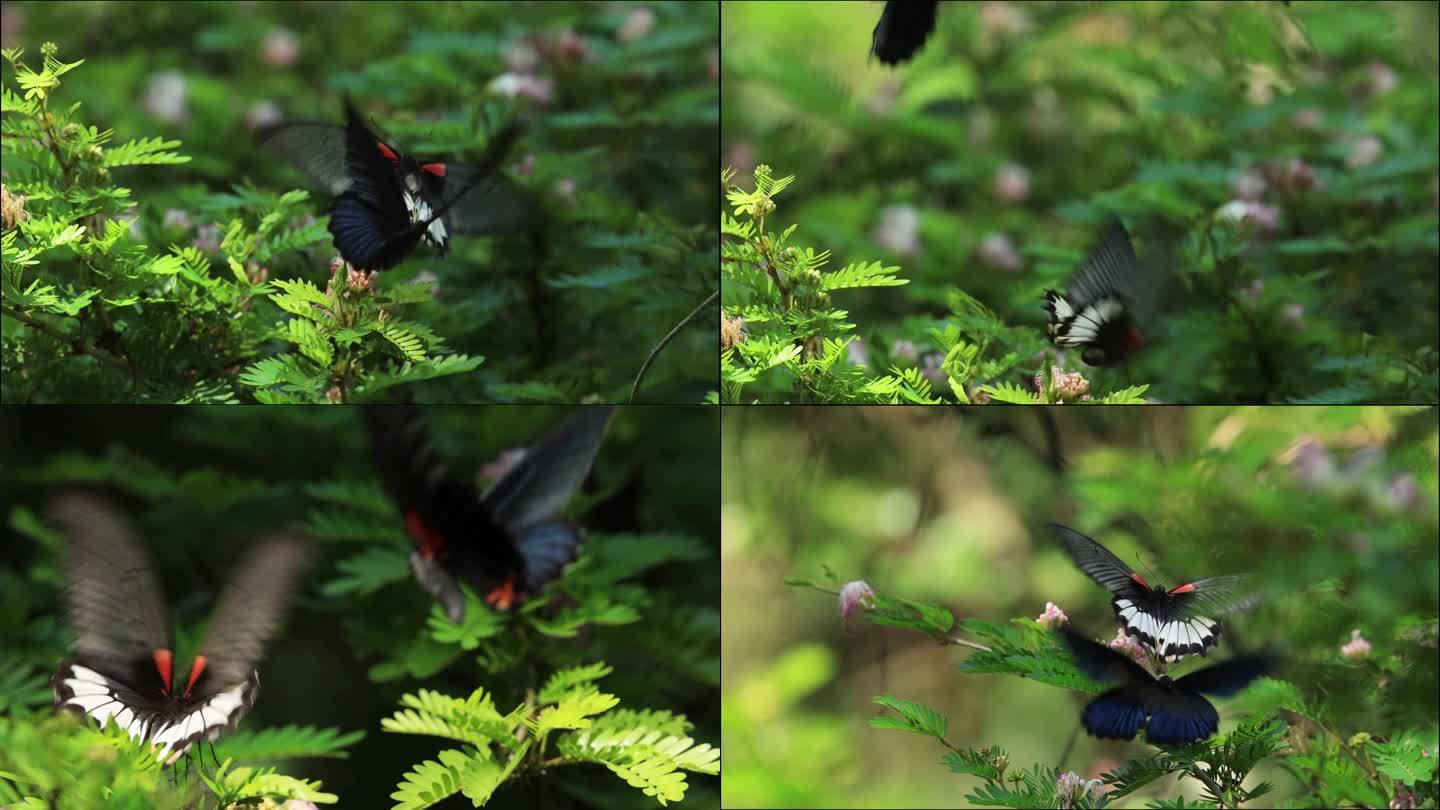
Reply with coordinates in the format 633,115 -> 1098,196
1049,523 -> 1254,662
1060,626 -> 1268,745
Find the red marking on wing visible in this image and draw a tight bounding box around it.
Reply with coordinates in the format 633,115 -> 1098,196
405,509 -> 446,560
376,142 -> 400,161
1168,582 -> 1197,595
1124,327 -> 1146,352
183,655 -> 208,697
153,648 -> 174,695
1129,572 -> 1150,589
421,162 -> 447,177
485,578 -> 518,611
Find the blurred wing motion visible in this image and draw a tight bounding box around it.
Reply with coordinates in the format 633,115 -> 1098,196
1049,523 -> 1255,661
1043,219 -> 1156,367
365,405 -> 613,620
871,0 -> 940,65
50,494 -> 305,764
255,122 -> 352,196
1060,626 -> 1267,745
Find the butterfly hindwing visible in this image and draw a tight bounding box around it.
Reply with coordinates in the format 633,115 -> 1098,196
871,0 -> 939,65
1043,219 -> 1153,366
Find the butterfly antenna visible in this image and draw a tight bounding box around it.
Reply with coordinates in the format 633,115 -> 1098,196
1135,552 -> 1162,587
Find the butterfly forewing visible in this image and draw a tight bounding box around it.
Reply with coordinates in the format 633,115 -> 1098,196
871,0 -> 939,65
256,122 -> 353,196
193,534 -> 309,695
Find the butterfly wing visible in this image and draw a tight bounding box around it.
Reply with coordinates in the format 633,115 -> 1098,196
256,121 -> 352,196
481,406 -> 613,591
1049,523 -> 1149,599
871,0 -> 939,65
1142,688 -> 1220,745
1044,219 -> 1152,366
1058,625 -> 1155,685
1173,656 -> 1269,697
49,493 -> 172,697
436,167 -> 539,238
191,534 -> 309,699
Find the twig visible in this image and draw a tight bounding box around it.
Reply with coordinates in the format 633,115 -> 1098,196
943,634 -> 993,652
629,288 -> 717,403
2,304 -> 132,373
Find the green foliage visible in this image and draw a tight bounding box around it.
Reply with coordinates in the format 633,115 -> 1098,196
384,663 -> 719,808
724,1 -> 1439,404
4,0 -> 717,402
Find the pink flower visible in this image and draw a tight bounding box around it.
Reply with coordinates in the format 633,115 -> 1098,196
1108,626 -> 1148,665
617,7 -> 656,43
838,580 -> 876,621
847,337 -> 869,367
977,232 -> 1022,272
246,99 -> 283,132
1346,135 -> 1384,170
538,28 -> 589,67
489,73 -> 554,105
1036,601 -> 1068,629
192,222 -> 221,254
993,163 -> 1031,204
920,352 -> 947,387
325,386 -> 342,404
1288,437 -> 1336,489
979,1 -> 1032,38
1383,474 -> 1419,512
1341,629 -> 1371,660
890,340 -> 918,364
504,41 -> 540,73
1216,200 -> 1281,233
1230,169 -> 1267,201
261,27 -> 299,68
1056,771 -> 1103,808
874,205 -> 921,256
143,71 -> 188,124
1292,107 -> 1324,131
1361,61 -> 1398,98
161,208 -> 192,230
1282,303 -> 1305,325
549,178 -> 577,208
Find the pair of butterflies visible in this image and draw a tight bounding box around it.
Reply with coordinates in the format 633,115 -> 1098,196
258,100 -> 538,272
52,407 -> 610,764
1051,524 -> 1267,746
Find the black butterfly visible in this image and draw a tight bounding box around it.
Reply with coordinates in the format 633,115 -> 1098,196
50,493 -> 308,765
1050,523 -> 1256,661
1060,625 -> 1268,745
1043,219 -> 1159,367
364,405 -> 613,621
871,0 -> 940,65
259,100 -> 536,272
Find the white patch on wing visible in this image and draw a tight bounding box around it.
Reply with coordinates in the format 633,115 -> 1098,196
403,191 -> 449,250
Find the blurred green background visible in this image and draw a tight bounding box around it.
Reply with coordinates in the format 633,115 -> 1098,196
0,405 -> 720,808
721,1 -> 1438,403
721,405 -> 1438,807
2,0 -> 718,401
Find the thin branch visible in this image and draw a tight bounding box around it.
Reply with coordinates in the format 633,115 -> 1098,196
1,304 -> 132,373
629,288 -> 717,403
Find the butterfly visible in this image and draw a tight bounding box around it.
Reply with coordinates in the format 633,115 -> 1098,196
1049,523 -> 1256,661
50,493 -> 308,765
1059,625 -> 1268,745
1043,219 -> 1159,367
259,99 -> 536,271
871,0 -> 940,65
364,405 -> 613,621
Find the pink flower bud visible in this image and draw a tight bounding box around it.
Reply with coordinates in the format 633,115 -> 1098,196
921,352 -> 947,387
1108,626 -> 1148,665
874,205 -> 921,256
617,7 -> 656,43
489,73 -> 554,105
1341,628 -> 1371,660
246,99 -> 283,132
1230,169 -> 1267,201
978,232 -> 1022,272
847,337 -> 869,367
993,163 -> 1031,204
890,340 -> 919,364
1036,601 -> 1068,629
143,71 -> 188,124
161,208 -> 192,230
838,580 -> 876,621
261,28 -> 299,68
504,41 -> 540,73
1292,107 -> 1324,131
1346,135 -> 1384,170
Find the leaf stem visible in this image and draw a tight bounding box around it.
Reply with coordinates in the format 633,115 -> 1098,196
629,288 -> 717,403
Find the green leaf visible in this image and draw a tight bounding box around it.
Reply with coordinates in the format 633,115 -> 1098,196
870,694 -> 947,739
